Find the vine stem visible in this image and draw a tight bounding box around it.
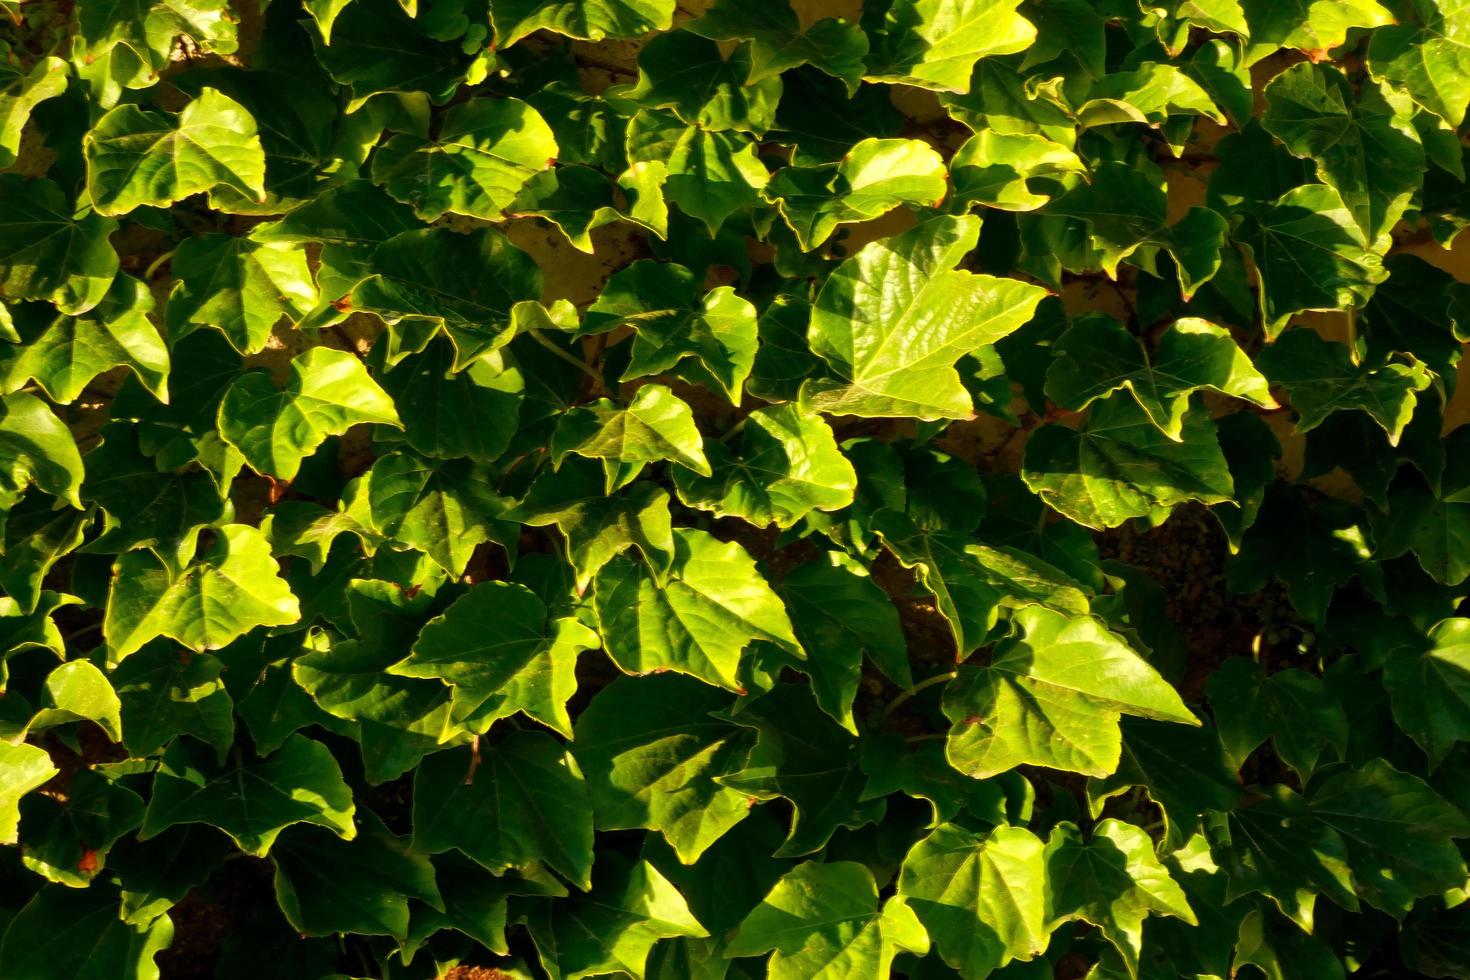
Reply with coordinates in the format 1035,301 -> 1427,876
905,733 -> 947,744
882,671 -> 958,722
527,329 -> 603,385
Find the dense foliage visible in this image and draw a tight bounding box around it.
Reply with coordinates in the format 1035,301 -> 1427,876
3,0 -> 1470,977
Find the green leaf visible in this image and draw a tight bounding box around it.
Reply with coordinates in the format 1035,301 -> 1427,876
0,47 -> 67,169
1257,329 -> 1431,445
551,383 -> 711,492
1075,63 -> 1226,129
17,767 -> 143,887
1241,0 -> 1393,65
1206,657 -> 1347,778
372,97 -> 558,221
1262,62 -> 1425,242
491,0 -> 675,46
630,31 -> 783,135
350,227 -> 542,368
104,524 -> 300,659
1236,184 -> 1387,337
378,337 -> 524,463
687,0 -> 868,92
413,735 -> 594,888
389,579 -> 599,736
1372,471 -> 1470,585
0,741 -> 58,846
272,811 -> 442,941
1044,316 -> 1275,440
1310,759 -> 1470,916
1383,617 -> 1470,767
897,823 -> 1048,979
572,673 -> 752,863
140,734 -> 355,856
943,606 -> 1197,779
593,527 -> 800,691
366,452 -> 509,576
717,682 -> 880,856
509,456 -> 675,589
1021,396 -> 1235,530
1,391 -> 85,509
584,259 -> 759,405
0,174 -> 119,316
25,659 -> 123,742
1369,0 -> 1470,126
765,137 -> 947,250
802,214 -> 1047,419
674,403 -> 856,529
219,348 -> 400,480
870,510 -> 1001,657
509,162 -> 669,253
113,644 -> 235,758
626,110 -> 770,235
164,233 -> 319,355
85,87 -> 266,215
1044,819 -> 1196,977
0,886 -> 173,980
519,854 -> 708,980
0,278 -> 167,405
950,130 -> 1085,212
309,0 -> 473,106
865,0 -> 1037,92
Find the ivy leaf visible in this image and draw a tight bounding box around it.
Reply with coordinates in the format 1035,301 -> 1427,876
717,682 -> 880,856
0,174 -> 119,316
1308,759 -> 1470,916
0,48 -> 67,169
0,886 -> 173,980
802,214 -> 1047,420
164,233 -> 318,355
113,644 -> 235,759
1383,617 -> 1470,768
25,659 -> 123,743
1372,470 -> 1470,585
593,527 -> 800,692
765,137 -> 947,250
572,673 -> 752,863
864,0 -> 1037,93
491,0 -> 675,46
1262,63 -> 1425,242
551,383 -> 711,492
1369,0 -> 1470,126
140,734 -> 355,856
943,606 -> 1197,779
1044,820 -> 1196,977
0,742 -> 58,846
378,337 -> 523,463
897,823 -> 1048,979
218,348 -> 400,480
1075,63 -> 1226,130
17,768 -> 143,887
950,130 -> 1085,212
626,110 -> 770,236
1044,316 -> 1275,440
388,580 -> 599,737
1206,657 -> 1347,778
687,0 -> 868,93
1022,396 -> 1235,530
308,0 -> 473,106
413,736 -> 594,888
630,30 -> 782,135
350,227 -> 541,369
1256,329 -> 1431,445
1236,184 -> 1387,337
870,510 -> 1001,657
584,260 -> 759,405
1,391 -> 86,510
366,452 -> 510,577
372,97 -> 558,221
518,854 -> 708,980
509,162 -> 669,253
674,403 -> 856,529
103,524 -> 301,659
1241,0 -> 1393,65
272,811 -> 442,941
509,456 -> 676,589
726,861 -> 928,980
85,87 -> 266,215
0,276 -> 168,404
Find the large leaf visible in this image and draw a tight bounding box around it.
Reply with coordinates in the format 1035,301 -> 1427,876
164,233 -> 318,355
864,0 -> 1037,92
727,861 -> 929,980
1205,657 -> 1348,778
0,47 -> 67,169
593,527 -> 800,691
0,392 -> 86,511
218,348 -> 400,479
491,0 -> 675,46
0,741 -> 58,846
802,214 -> 1047,419
84,87 -> 266,215
366,452 -> 509,576
629,30 -> 782,134
1383,617 -> 1470,768
687,0 -> 868,92
0,174 -> 118,315
0,886 -> 173,980
943,606 -> 1197,779
551,383 -> 711,492
1369,0 -> 1470,126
